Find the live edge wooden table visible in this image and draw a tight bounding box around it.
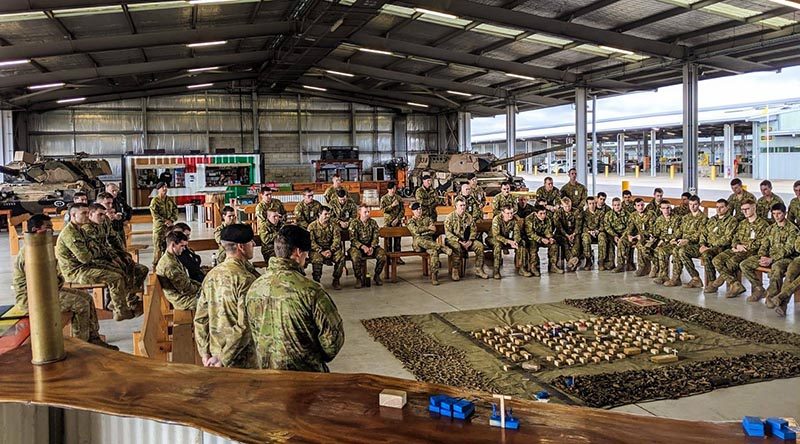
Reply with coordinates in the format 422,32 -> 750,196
0,338 -> 776,443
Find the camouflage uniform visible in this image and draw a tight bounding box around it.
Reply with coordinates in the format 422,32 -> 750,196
323,185 -> 343,205
622,200 -> 636,214
415,185 -> 439,220
458,193 -> 483,221
535,186 -> 560,209
259,219 -> 284,262
560,182 -> 587,209
672,204 -> 690,218
603,209 -> 630,269
194,257 -> 260,369
149,195 -> 178,266
328,197 -> 358,231
517,201 -> 534,219
407,215 -> 449,279
652,214 -> 684,281
491,192 -> 517,217
308,220 -> 345,283
699,212 -> 738,285
524,214 -> 558,274
712,216 -> 770,286
624,211 -> 657,275
380,192 -> 405,253
92,219 -> 148,294
56,222 -> 132,318
245,257 -> 344,372
14,246 -> 100,341
789,197 -> 800,228
674,211 -> 708,282
581,208 -> 606,268
214,222 -> 232,264
757,194 -> 785,223
554,207 -> 583,267
348,217 -> 386,284
156,251 -> 201,310
471,184 -> 487,209
727,190 -> 756,221
740,221 -> 798,295
293,199 -> 323,229
488,214 -> 524,276
444,211 -> 486,275
645,198 -> 665,216
256,197 -> 286,219
774,237 -> 800,305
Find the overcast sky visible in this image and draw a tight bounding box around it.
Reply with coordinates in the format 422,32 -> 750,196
471,65 -> 800,136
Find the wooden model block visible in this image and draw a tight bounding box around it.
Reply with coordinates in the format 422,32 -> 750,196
624,347 -> 642,356
650,354 -> 679,364
379,389 -> 407,409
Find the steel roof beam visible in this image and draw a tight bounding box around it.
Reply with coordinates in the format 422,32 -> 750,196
284,87 -> 427,113
0,1 -> 173,14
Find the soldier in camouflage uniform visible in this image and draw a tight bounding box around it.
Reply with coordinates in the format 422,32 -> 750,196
770,234 -> 800,316
624,198 -> 657,277
380,182 -> 405,256
246,225 -> 344,372
651,201 -> 683,286
256,186 -> 286,226
85,204 -> 147,298
407,202 -> 452,285
788,180 -> 800,228
56,204 -> 134,321
672,192 -> 691,217
15,215 -> 114,348
622,190 -> 636,214
97,198 -> 149,293
560,168 -> 588,210
349,204 -> 386,288
535,177 -> 560,212
323,174 -> 344,205
596,192 -> 609,216
294,188 -> 322,229
329,188 -> 358,232
516,194 -> 534,219
710,199 -> 770,298
259,209 -> 284,262
156,231 -> 201,310
524,205 -> 560,276
740,203 -> 798,303
491,182 -> 516,217
488,205 -> 528,279
444,198 -> 489,280
467,173 -> 486,209
194,224 -> 261,369
645,188 -> 666,216
458,183 -> 484,222
309,206 -> 344,290
581,197 -> 605,271
149,181 -> 178,266
699,199 -> 738,293
554,197 -> 583,272
673,195 -> 708,288
756,180 -> 784,223
415,174 -> 439,220
727,178 -> 756,221
605,198 -> 630,272
214,206 -> 237,264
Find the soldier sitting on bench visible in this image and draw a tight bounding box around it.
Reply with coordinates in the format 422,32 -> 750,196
156,231 -> 201,310
348,204 -> 386,288
444,198 -> 489,280
407,202 -> 452,286
309,206 -> 344,290
489,205 -> 528,279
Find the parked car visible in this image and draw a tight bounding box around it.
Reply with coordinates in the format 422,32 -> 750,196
537,159 -> 568,173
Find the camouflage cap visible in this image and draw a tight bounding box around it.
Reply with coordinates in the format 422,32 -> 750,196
220,223 -> 255,244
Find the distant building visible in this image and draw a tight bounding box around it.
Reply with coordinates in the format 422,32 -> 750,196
750,108 -> 800,180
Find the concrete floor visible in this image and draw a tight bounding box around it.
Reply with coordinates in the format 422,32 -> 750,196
2,217 -> 798,422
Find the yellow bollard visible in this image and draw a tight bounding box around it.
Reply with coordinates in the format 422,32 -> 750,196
634,165 -> 639,178
622,180 -> 630,192
669,165 -> 675,179
710,165 -> 716,181
604,165 -> 609,177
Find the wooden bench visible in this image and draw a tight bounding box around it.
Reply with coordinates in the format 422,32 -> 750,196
754,265 -> 800,298
63,282 -> 113,320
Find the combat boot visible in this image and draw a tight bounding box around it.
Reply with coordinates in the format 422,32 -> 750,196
567,257 -> 579,272
648,266 -> 658,279
451,267 -> 461,281
332,279 -> 342,290
493,270 -> 502,279
431,272 -> 439,286
683,277 -> 703,289
708,276 -> 726,291
519,269 -> 532,277
766,294 -> 778,309
474,267 -> 489,279
113,307 -> 134,322
549,265 -> 564,274
613,263 -> 625,273
652,275 -> 666,285
89,337 -> 119,351
663,277 -> 681,287
626,262 -> 636,271
746,285 -> 765,302
583,258 -> 593,271
774,294 -> 790,317
374,275 -> 383,286
725,281 -> 746,298
598,262 -> 606,271
354,278 -> 363,289
635,261 -> 649,277
531,267 -> 541,277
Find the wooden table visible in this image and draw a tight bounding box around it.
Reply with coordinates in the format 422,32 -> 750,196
0,339 -> 775,443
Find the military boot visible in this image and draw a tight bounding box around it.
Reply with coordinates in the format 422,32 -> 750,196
566,257 -> 579,272
493,269 -> 502,279
746,285 -> 766,302
474,267 -> 489,279
312,265 -> 323,283
683,277 -> 703,289
583,257 -> 593,271
431,271 -> 439,286
597,262 -> 606,271
663,277 -> 681,287
113,307 -> 134,322
530,267 -> 541,277
451,266 -> 461,281
374,275 -> 383,286
613,262 -> 625,273
635,261 -> 649,277
354,276 -> 363,289
707,276 -> 726,292
774,294 -> 790,317
519,268 -> 532,277
549,264 -> 564,274
332,279 -> 342,290
725,281 -> 746,298
648,265 -> 659,279
652,275 -> 666,285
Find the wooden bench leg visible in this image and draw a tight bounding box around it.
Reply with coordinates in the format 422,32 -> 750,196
392,258 -> 398,283
422,257 -> 429,277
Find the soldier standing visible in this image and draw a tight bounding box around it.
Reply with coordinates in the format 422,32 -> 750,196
194,224 -> 261,369
710,199 -> 770,298
15,214 -> 116,349
444,198 -> 489,280
489,205 -> 528,279
699,199 -> 738,293
524,204 -> 560,275
415,174 -> 439,220
756,180 -> 784,223
739,203 -> 798,303
348,204 -> 386,288
535,177 -> 560,211
624,198 -> 657,277
259,210 -> 284,262
294,188 -> 322,229
651,201 -> 683,286
149,181 -> 178,266
788,180 -> 800,228
308,206 -> 344,290
329,188 -> 358,232
727,178 -> 756,221
407,202 -> 452,285
156,231 -> 201,310
214,206 -> 237,264
380,182 -> 405,259
605,197 -> 630,272
554,197 -> 583,272
323,174 -> 344,205
560,168 -> 587,210
491,182 -> 516,217
673,195 -> 708,288
246,225 -> 344,372
581,197 -> 605,271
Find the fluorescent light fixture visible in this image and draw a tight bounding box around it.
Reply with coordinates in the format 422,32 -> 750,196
187,66 -> 220,72
28,82 -> 66,90
599,45 -> 634,55
767,0 -> 800,9
187,83 -> 213,89
186,40 -> 227,48
505,73 -> 536,81
57,97 -> 86,104
0,59 -> 31,67
325,70 -> 354,77
303,85 -> 327,91
407,102 -> 428,108
414,8 -> 458,19
187,0 -> 237,4
446,90 -> 472,97
358,48 -> 393,55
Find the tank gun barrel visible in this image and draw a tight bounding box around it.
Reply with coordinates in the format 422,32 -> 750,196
0,164 -> 23,177
488,144 -> 567,169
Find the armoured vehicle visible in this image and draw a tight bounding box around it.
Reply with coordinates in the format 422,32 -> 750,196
0,153 -> 112,216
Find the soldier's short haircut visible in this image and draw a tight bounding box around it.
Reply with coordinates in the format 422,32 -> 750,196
174,222 -> 191,232
89,203 -> 105,212
544,176 -> 553,183
501,205 -> 513,212
320,205 -> 331,213
653,188 -> 663,194
96,192 -> 113,200
27,214 -> 52,233
760,180 -> 773,189
612,197 -> 621,203
561,197 -> 572,205
794,180 -> 800,189
303,188 -> 313,194
332,173 -> 341,180
155,181 -> 168,190
730,178 -> 742,187
454,196 -> 467,204
534,205 -> 546,213
597,192 -> 607,198
274,225 -> 312,257
568,167 -> 576,173
69,202 -> 89,214
536,198 -> 546,205
633,198 -> 644,204
74,191 -> 88,198
772,202 -> 787,213
622,190 -> 632,197
660,200 -> 671,207
689,195 -> 701,203
336,188 -> 347,198
741,198 -> 756,206
222,205 -> 235,214
386,182 -> 396,190
716,198 -> 729,206
358,203 -> 369,210
165,230 -> 188,246
586,196 -> 595,202
260,186 -> 272,194
681,192 -> 692,199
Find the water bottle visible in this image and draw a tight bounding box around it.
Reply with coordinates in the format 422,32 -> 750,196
211,253 -> 218,267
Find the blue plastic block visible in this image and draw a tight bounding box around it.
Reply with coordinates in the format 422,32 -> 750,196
535,390 -> 550,400
774,426 -> 797,440
742,416 -> 765,437
453,399 -> 473,414
767,418 -> 789,429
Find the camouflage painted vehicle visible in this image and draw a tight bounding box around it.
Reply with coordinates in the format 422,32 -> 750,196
0,153 -> 111,216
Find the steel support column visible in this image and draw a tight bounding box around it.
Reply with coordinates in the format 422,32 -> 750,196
617,133 -> 625,177
682,63 -> 699,193
457,111 -> 472,152
575,87 -> 588,186
723,123 -> 734,179
505,100 -> 516,175
650,128 -> 657,177
252,90 -> 260,153
591,94 -> 598,196
546,139 -> 553,174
